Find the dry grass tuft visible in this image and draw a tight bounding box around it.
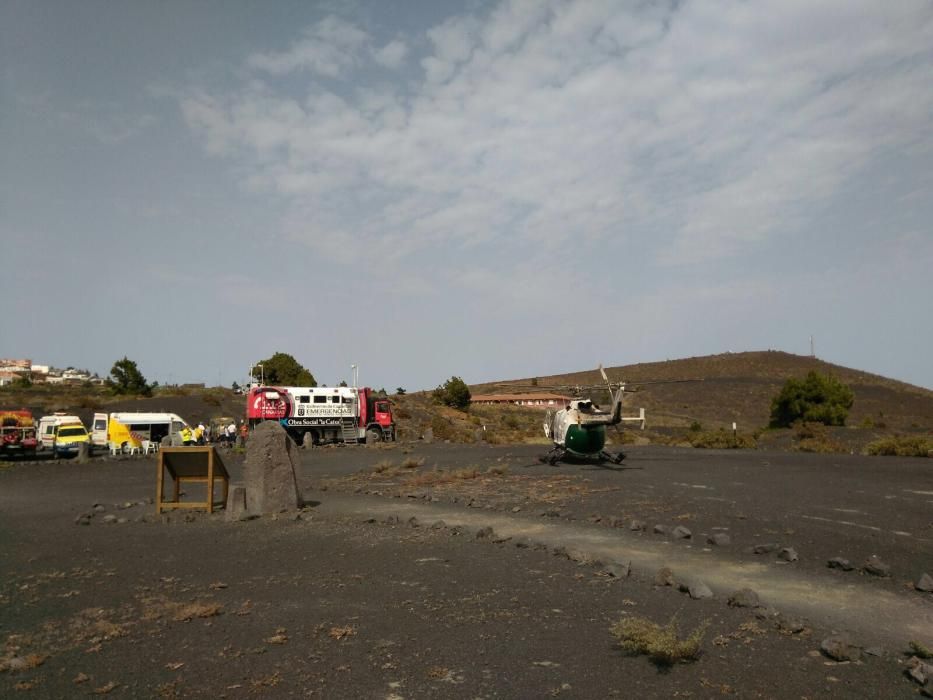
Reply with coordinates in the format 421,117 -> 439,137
171,602 -> 223,622
866,436 -> 932,457
400,456 -> 425,469
611,615 -> 709,665
910,640 -> 933,659
328,625 -> 357,640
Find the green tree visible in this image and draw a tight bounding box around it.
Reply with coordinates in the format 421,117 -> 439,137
769,371 -> 854,428
231,380 -> 240,392
433,376 -> 472,410
255,352 -> 316,386
107,357 -> 152,396
395,387 -> 406,395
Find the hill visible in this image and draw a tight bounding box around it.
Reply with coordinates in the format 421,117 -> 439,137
473,351 -> 933,433
3,352 -> 930,454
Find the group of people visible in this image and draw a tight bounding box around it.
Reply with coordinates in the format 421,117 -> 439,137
218,421 -> 249,446
178,423 -> 207,446
176,420 -> 250,447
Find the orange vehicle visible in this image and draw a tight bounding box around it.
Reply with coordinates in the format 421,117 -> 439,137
0,410 -> 38,458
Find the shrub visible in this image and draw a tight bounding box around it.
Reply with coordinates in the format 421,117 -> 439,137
792,421 -> 846,453
689,420 -> 702,433
433,376 -> 471,410
769,371 -> 854,428
865,436 -> 932,457
611,615 -> 708,665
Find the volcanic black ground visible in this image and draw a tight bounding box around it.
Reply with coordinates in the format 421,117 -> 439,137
1,443 -> 931,698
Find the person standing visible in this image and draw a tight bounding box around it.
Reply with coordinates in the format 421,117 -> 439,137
180,425 -> 193,446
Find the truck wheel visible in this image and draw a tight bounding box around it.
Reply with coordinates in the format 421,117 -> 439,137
366,428 -> 382,444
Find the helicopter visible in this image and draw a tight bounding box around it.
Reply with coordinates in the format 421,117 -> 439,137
498,365 -> 697,466
539,365 -> 630,465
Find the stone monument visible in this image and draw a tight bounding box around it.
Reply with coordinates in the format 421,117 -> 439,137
241,421 -> 302,514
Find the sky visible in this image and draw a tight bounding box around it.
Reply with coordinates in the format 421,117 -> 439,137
2,0 -> 932,392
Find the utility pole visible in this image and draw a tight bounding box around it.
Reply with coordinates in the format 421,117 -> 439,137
810,336 -> 815,358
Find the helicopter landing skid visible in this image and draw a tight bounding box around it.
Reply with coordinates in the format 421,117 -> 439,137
538,447 -> 566,466
599,450 -> 626,464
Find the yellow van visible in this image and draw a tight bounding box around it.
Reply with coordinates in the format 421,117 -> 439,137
38,414 -> 91,458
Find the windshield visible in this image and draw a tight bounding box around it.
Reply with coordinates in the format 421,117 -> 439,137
58,427 -> 87,438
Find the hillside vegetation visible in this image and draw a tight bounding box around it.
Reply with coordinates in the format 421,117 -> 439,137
2,351 -> 930,454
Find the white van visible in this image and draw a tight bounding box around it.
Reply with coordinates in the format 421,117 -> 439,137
38,414 -> 90,457
91,412 -> 187,449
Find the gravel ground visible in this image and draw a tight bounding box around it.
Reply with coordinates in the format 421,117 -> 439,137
1,444 -> 930,698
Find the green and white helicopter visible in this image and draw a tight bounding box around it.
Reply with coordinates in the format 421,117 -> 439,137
539,365 -> 630,465
502,365 -> 696,466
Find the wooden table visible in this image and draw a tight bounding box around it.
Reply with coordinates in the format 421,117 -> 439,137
156,446 -> 229,514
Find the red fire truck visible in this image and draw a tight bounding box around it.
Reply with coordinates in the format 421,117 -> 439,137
246,385 -> 395,445
0,410 -> 38,459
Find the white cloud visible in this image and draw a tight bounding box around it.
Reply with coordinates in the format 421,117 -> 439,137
178,0 -> 933,277
247,15 -> 369,76
373,39 -> 408,69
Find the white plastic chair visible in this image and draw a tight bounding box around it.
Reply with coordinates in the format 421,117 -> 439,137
125,442 -> 140,456
109,441 -> 123,456
141,440 -> 155,454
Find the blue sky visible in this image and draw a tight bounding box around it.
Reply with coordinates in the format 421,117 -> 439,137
2,0 -> 932,391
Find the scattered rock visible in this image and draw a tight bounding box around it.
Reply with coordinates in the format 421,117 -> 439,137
778,617 -> 807,634
778,547 -> 799,562
604,561 -> 631,579
752,543 -> 779,555
753,606 -> 779,620
102,514 -> 118,524
629,519 -> 646,532
383,515 -> 400,525
407,516 -> 420,528
653,524 -> 668,535
727,588 -> 760,608
541,510 -> 562,518
430,520 -> 446,529
862,555 -> 891,578
820,635 -> 862,662
906,656 -> 933,686
915,573 -> 933,593
827,557 -> 854,571
475,526 -> 495,540
511,506 -> 522,513
606,516 -> 622,528
92,504 -> 106,513
74,513 -> 92,526
671,525 -> 692,540
654,567 -> 675,587
237,513 -> 260,522
706,533 -> 731,546
863,646 -> 884,658
678,580 -> 713,599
